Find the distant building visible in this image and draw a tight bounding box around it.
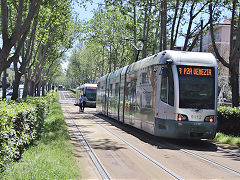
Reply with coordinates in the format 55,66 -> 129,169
193,18 -> 240,102
201,19 -> 231,79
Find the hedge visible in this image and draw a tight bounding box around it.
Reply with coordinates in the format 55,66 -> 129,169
0,94 -> 55,173
217,106 -> 240,136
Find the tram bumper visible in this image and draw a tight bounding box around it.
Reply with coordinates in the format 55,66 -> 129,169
154,118 -> 217,139
86,101 -> 96,107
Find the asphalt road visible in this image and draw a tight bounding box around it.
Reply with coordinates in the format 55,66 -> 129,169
59,90 -> 240,180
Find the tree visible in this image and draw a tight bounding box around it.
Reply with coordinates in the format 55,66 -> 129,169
0,0 -> 41,79
209,0 -> 240,107
21,0 -> 74,97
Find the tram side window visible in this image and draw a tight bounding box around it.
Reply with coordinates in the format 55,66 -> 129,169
142,72 -> 148,84
160,73 -> 167,103
160,66 -> 174,106
115,83 -> 119,99
110,84 -> 113,97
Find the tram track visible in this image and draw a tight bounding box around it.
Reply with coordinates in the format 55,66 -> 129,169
60,92 -> 183,179
90,114 -> 183,180
65,110 -> 183,180
65,110 -> 111,180
60,91 -> 240,179
95,113 -> 240,178
162,142 -> 240,177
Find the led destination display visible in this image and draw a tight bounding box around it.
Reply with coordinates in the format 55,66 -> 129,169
177,65 -> 214,77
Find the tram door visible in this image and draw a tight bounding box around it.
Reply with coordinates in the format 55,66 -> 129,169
156,65 -> 175,123
125,80 -> 136,126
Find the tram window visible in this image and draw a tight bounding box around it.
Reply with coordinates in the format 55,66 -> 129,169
126,82 -> 131,101
161,74 -> 167,103
115,83 -> 119,98
168,68 -> 174,106
160,66 -> 174,106
142,72 -> 148,83
131,80 -> 136,101
110,84 -> 113,96
177,65 -> 215,109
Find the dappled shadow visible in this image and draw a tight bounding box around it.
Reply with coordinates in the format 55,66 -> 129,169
94,114 -> 240,162
89,138 -> 126,151
40,116 -> 70,145
66,118 -> 126,153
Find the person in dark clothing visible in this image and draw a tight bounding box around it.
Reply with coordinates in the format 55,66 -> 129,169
79,94 -> 88,112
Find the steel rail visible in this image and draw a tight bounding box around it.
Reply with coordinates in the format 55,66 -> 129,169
167,143 -> 240,177
66,111 -> 111,180
90,117 -> 183,180
217,146 -> 240,158
62,91 -> 239,178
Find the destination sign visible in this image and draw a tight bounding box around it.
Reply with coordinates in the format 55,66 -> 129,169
177,65 -> 214,77
87,87 -> 96,89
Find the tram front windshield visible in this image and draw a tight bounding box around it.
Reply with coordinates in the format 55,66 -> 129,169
85,88 -> 96,101
177,65 -> 215,109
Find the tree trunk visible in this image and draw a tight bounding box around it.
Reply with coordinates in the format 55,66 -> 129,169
173,0 -> 186,49
12,71 -> 22,100
142,4 -> 148,59
1,70 -> 7,99
48,83 -> 51,92
133,5 -> 138,62
152,10 -> 161,54
162,0 -> 167,50
160,0 -> 167,51
37,82 -> 41,96
42,82 -> 45,96
29,81 -> 34,96
102,45 -> 105,76
229,64 -> 239,107
170,0 -> 179,49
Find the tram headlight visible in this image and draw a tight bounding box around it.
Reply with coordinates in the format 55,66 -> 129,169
204,116 -> 215,123
178,114 -> 188,122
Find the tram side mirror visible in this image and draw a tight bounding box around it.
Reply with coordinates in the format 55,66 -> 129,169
166,59 -> 173,64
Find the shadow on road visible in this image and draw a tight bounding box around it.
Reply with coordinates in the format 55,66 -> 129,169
94,114 -> 219,153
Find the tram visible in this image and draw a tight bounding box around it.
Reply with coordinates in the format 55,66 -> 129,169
97,50 -> 218,139
76,83 -> 97,107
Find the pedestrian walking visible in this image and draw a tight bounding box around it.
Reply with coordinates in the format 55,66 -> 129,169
79,94 -> 88,112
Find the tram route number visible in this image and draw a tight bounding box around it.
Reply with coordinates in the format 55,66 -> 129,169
178,66 -> 213,77
191,114 -> 202,120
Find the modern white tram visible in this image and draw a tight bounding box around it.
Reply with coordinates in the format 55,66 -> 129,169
97,50 -> 218,139
76,83 -> 97,107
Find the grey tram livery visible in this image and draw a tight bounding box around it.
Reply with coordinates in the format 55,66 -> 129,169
76,83 -> 97,107
96,50 -> 218,139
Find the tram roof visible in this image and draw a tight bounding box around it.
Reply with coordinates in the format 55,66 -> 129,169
130,50 -> 217,72
160,50 -> 217,66
80,83 -> 97,88
98,50 -> 217,83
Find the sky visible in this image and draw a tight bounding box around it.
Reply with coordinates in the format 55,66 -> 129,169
62,1 -> 231,71
62,1 -> 103,71
72,1 -> 104,21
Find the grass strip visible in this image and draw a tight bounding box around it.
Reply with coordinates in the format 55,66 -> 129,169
214,133 -> 240,147
1,101 -> 80,180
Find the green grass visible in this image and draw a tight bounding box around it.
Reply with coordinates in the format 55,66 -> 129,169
0,101 -> 80,180
214,133 -> 240,147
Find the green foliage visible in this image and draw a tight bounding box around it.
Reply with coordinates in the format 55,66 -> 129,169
217,106 -> 240,136
1,100 -> 79,179
0,101 -> 37,173
214,133 -> 240,146
0,94 -> 55,173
